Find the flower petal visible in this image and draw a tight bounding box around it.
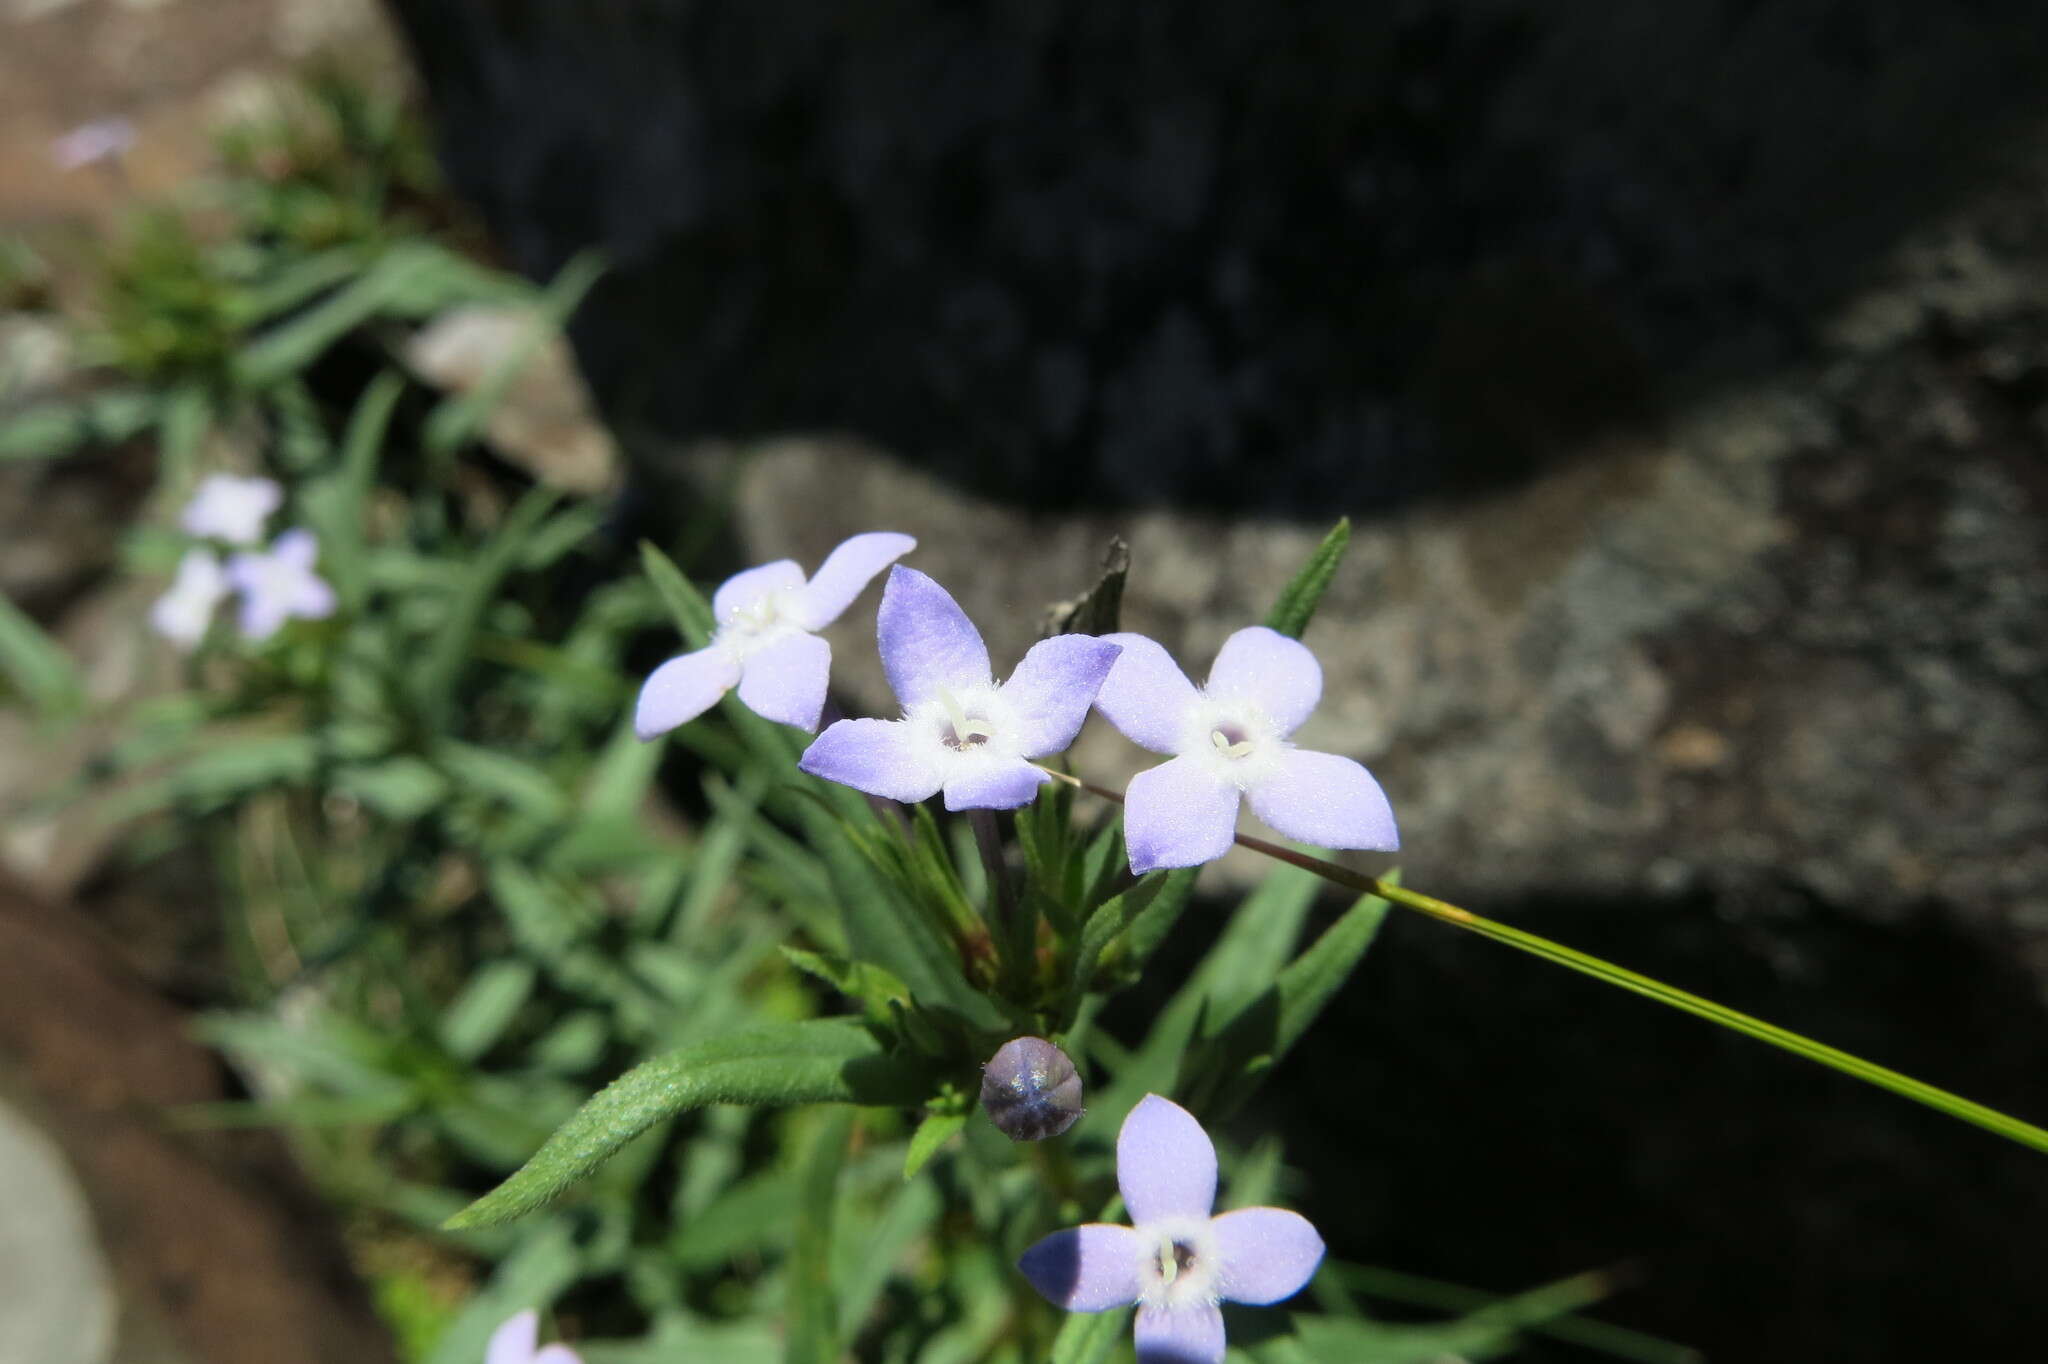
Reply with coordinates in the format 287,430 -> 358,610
487,1310 -> 538,1364
1093,633 -> 1200,755
942,760 -> 1049,811
1133,1303 -> 1225,1364
736,632 -> 831,730
1017,1224 -> 1143,1311
235,582 -> 291,640
291,573 -> 337,621
712,559 -> 805,624
799,717 -> 944,803
1117,1094 -> 1216,1224
1203,627 -> 1321,736
1123,756 -> 1239,874
1244,749 -> 1399,851
795,531 -> 916,629
1003,634 -> 1123,755
1211,1207 -> 1325,1305
180,474 -> 281,545
150,551 -> 228,648
533,1348 -> 583,1364
272,527 -> 319,569
634,648 -> 742,739
877,566 -> 992,707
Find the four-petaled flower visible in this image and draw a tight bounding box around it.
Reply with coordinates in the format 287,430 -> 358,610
1018,1094 -> 1325,1364
1093,628 -> 1398,873
225,529 -> 336,641
635,532 -> 916,737
149,548 -> 230,650
50,116 -> 136,171
798,567 -> 1121,810
180,474 -> 283,546
486,1309 -> 582,1364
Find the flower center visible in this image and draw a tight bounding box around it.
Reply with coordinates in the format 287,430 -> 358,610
1157,1239 -> 1200,1284
937,687 -> 994,750
1135,1217 -> 1221,1309
1209,721 -> 1256,759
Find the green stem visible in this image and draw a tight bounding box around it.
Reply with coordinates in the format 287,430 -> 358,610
1040,770 -> 2048,1157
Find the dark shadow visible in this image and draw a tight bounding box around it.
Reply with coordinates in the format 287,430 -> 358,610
1223,887 -> 2048,1362
382,0 -> 2048,517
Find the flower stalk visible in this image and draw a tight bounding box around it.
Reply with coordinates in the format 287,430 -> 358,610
1036,767 -> 2048,1157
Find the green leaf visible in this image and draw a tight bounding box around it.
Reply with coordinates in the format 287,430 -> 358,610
412,486 -> 560,727
444,1019 -> 927,1228
156,383 -> 212,491
234,242 -> 515,388
1269,883 -> 1392,1058
0,389 -> 154,461
1264,518 -> 1350,639
1065,874 -> 1168,1006
333,755 -> 448,821
299,368 -> 403,611
487,862 -> 596,963
0,403 -> 85,461
99,732 -> 324,821
439,959 -> 538,1062
639,539 -> 716,646
432,740 -> 567,823
1049,1304 -> 1129,1364
786,1108 -> 853,1364
423,250 -> 606,457
1085,865 -> 1199,995
1192,881 -> 1392,1118
782,947 -> 911,1020
1195,860 -> 1322,1027
902,1109 -> 966,1179
0,590 -> 81,722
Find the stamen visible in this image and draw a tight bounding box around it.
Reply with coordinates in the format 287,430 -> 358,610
1209,726 -> 1255,759
937,687 -> 993,750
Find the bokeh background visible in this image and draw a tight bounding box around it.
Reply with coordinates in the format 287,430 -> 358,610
4,1 -> 2046,1361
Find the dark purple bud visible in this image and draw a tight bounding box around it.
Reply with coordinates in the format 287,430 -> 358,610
980,1036 -> 1084,1141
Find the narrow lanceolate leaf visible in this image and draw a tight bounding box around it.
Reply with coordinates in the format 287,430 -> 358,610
444,1019 -> 927,1228
414,487 -> 560,728
1193,881 -> 1393,1118
786,1108 -> 854,1364
1263,517 -> 1351,639
640,539 -> 716,646
0,590 -> 82,722
902,1109 -> 967,1180
1048,1302 -> 1130,1364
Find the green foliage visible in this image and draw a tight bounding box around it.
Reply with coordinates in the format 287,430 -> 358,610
1264,518 -> 1351,639
17,69 -> 1715,1363
448,1020 -> 926,1228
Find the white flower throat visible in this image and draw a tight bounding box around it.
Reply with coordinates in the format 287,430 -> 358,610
1136,1217 -> 1221,1309
1208,719 -> 1256,759
719,590 -> 802,658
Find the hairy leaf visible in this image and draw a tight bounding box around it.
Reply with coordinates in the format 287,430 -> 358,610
445,1019 -> 925,1228
1264,518 -> 1350,639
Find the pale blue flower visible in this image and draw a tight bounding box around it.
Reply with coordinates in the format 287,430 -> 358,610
50,116 -> 135,171
179,474 -> 282,546
487,1310 -> 581,1364
148,548 -> 229,650
225,529 -> 335,640
1018,1095 -> 1325,1364
636,532 -> 915,736
799,566 -> 1120,810
1092,629 -> 1398,873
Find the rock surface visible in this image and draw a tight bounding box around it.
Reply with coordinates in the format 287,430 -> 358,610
0,873 -> 397,1364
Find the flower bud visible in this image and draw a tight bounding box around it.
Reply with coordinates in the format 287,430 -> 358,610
980,1036 -> 1084,1141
